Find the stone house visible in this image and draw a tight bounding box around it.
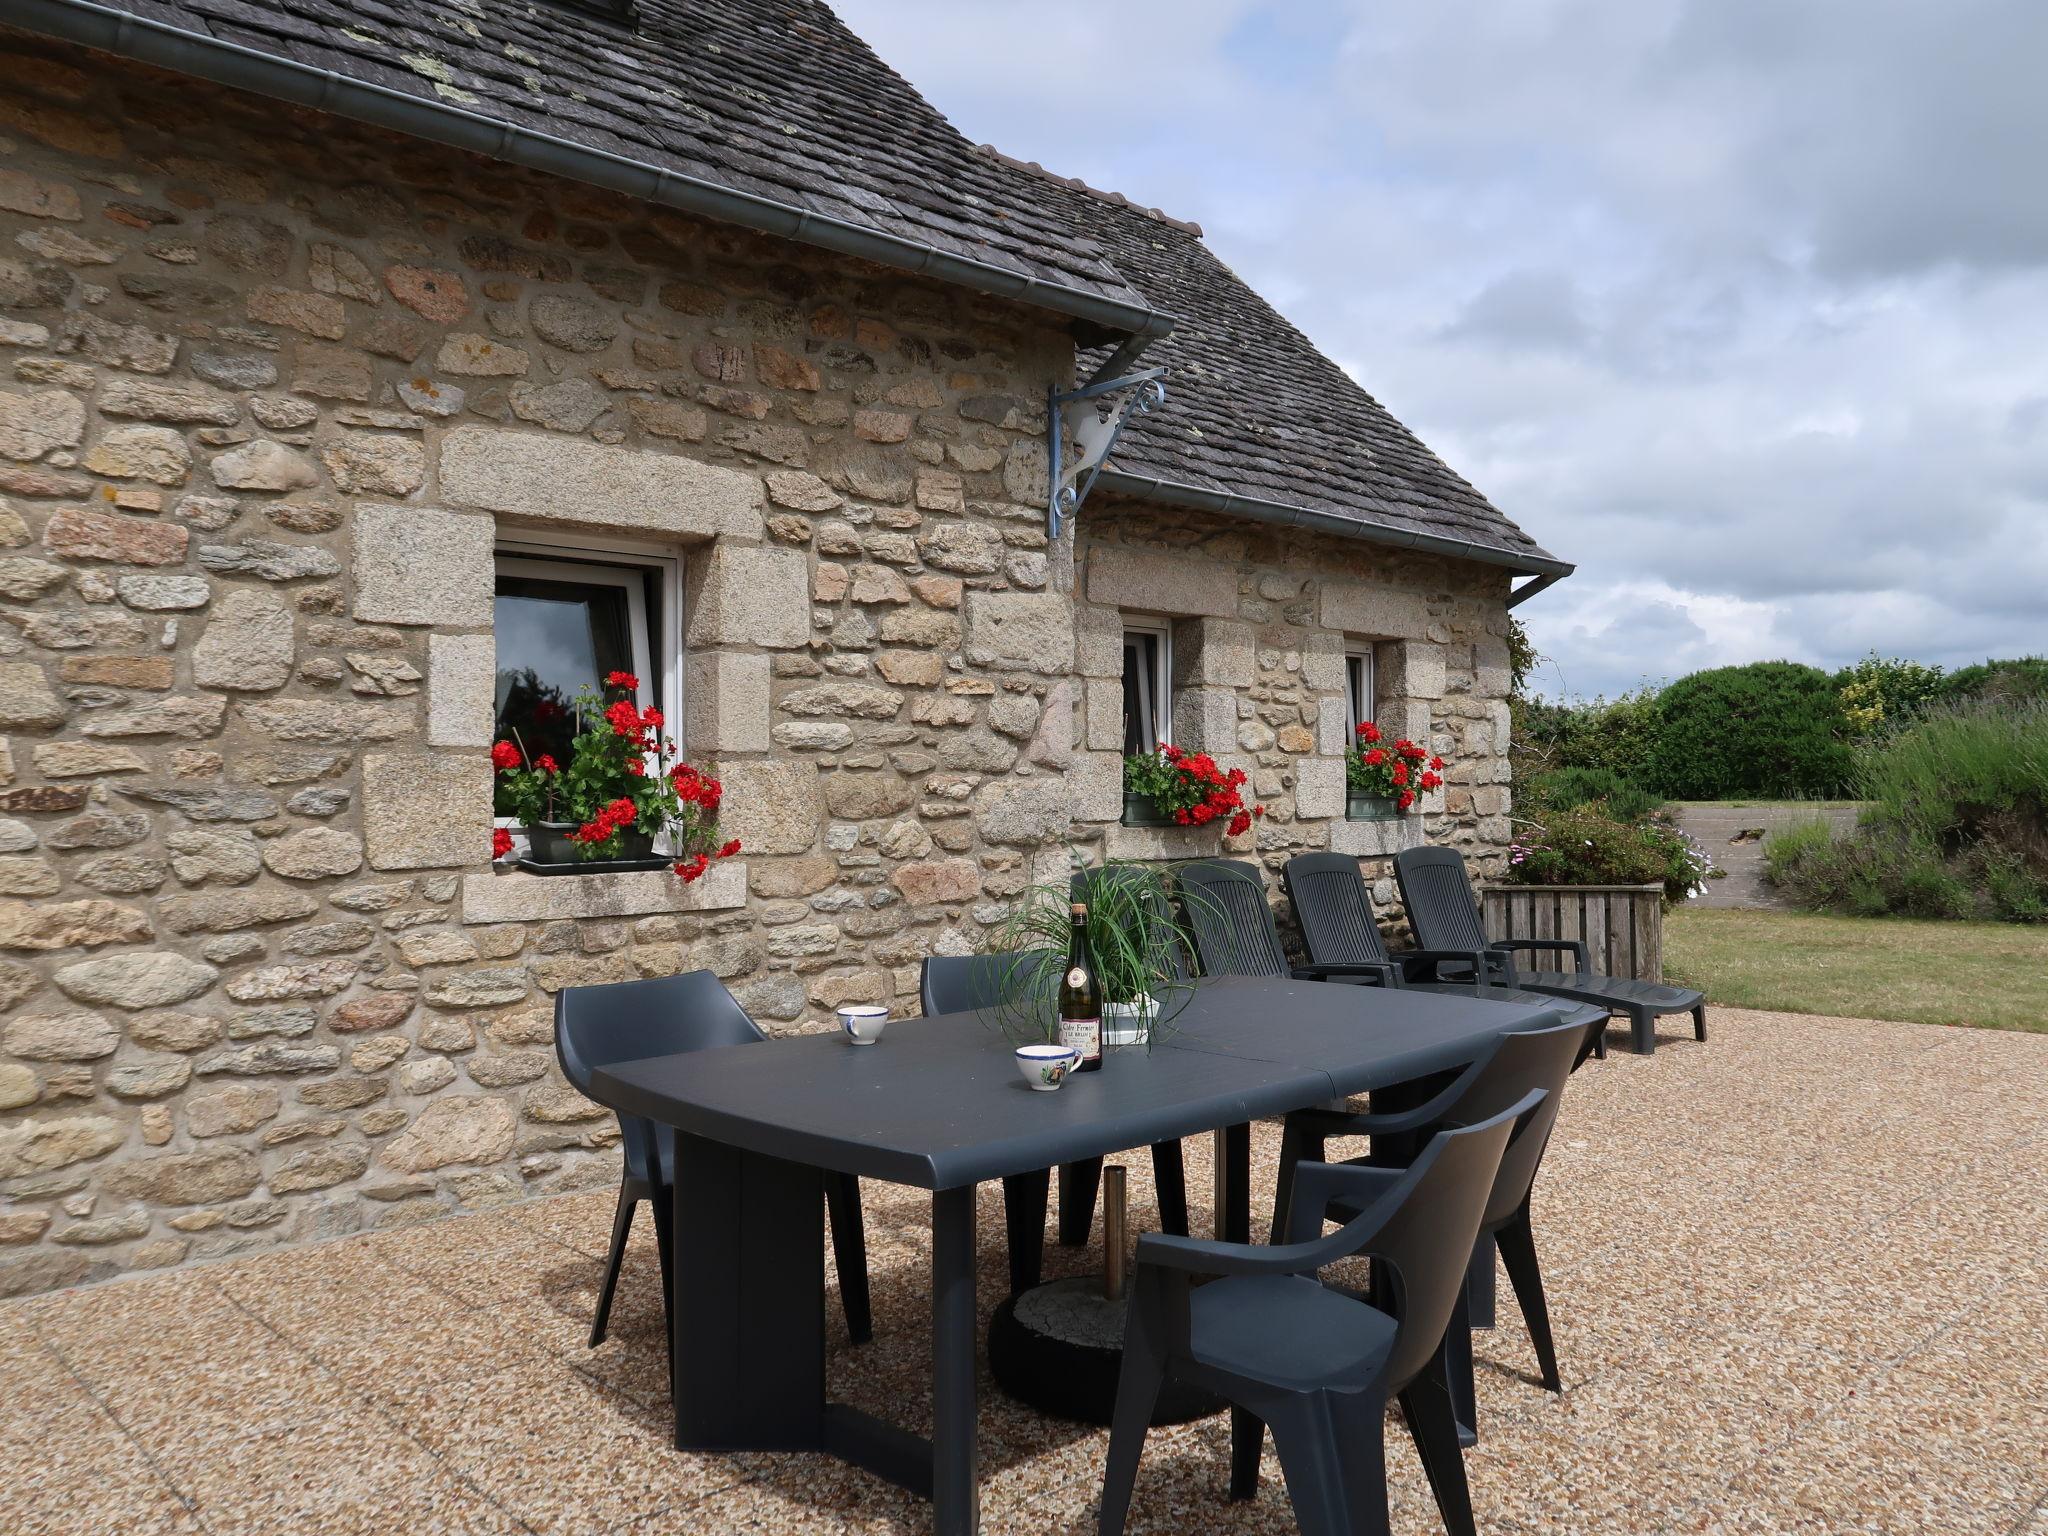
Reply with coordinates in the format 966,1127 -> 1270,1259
0,0 -> 1571,1297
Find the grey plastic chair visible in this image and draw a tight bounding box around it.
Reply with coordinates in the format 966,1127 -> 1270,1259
1176,859 -> 1399,986
1394,845 -> 1707,1055
1282,851 -> 1610,1062
920,954 -> 1189,1278
555,969 -> 871,1348
1099,1098 -> 1533,1536
1303,1017 -> 1584,1443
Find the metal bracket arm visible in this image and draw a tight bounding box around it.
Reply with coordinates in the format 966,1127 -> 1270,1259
1047,366 -> 1168,540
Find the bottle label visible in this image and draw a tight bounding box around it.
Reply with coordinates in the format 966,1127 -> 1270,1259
1059,1015 -> 1101,1063
1066,966 -> 1087,988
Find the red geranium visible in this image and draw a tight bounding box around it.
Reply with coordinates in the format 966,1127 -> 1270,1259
491,672 -> 738,880
1123,742 -> 1264,840
491,826 -> 514,860
1346,726 -> 1444,812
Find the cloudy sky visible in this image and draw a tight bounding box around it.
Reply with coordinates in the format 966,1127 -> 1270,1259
833,0 -> 2048,699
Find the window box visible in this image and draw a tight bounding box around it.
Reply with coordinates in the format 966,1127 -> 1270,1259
518,820 -> 668,874
1344,793 -> 1401,822
1120,790 -> 1176,828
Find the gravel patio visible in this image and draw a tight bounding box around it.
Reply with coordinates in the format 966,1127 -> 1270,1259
5,1006 -> 2044,1536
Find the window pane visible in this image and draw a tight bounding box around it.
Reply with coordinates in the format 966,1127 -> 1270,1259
1123,633 -> 1161,755
493,575 -> 635,806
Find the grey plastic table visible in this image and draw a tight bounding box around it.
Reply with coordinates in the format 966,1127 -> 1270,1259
592,974 -> 1557,1535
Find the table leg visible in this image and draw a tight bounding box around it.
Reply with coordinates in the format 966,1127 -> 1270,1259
931,1184 -> 980,1535
1215,1122 -> 1251,1246
670,1134 -> 825,1452
1002,1170 -> 1049,1295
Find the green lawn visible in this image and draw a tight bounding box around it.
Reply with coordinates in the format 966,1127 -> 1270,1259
1665,907 -> 2048,1032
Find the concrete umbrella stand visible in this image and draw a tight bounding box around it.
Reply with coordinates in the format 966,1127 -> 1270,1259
986,1166 -> 1223,1425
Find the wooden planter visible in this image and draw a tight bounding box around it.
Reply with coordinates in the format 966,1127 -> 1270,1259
1480,883 -> 1665,982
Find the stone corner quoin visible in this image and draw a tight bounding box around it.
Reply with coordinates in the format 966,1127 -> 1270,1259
0,44 -> 1514,1300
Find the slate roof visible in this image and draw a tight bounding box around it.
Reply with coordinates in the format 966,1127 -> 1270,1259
997,155 -> 1562,570
29,0 -> 1153,323
22,0 -> 1562,572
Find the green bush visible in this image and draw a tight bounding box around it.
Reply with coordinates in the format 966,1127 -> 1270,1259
1649,661 -> 1854,800
1508,805 -> 1713,906
1832,652 -> 1945,737
1514,687 -> 1662,785
1525,765 -> 1664,824
1939,657 -> 2048,707
1765,701 -> 2048,922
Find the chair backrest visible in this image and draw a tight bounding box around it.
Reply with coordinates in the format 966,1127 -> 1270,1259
1306,1096 -> 1531,1390
1392,845 -> 1490,954
1282,853 -> 1393,971
1073,864 -> 1193,985
554,970 -> 764,1178
1450,1020 -> 1582,1228
919,951 -> 1057,1017
1176,859 -> 1288,978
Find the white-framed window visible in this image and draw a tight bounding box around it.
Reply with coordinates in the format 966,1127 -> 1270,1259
1122,618 -> 1173,755
492,535 -> 683,826
1346,648 -> 1375,732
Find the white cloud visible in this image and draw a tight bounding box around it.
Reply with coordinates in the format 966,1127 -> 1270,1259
829,0 -> 2048,696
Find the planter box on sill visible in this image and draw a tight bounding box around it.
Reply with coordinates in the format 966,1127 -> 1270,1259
516,821 -> 670,876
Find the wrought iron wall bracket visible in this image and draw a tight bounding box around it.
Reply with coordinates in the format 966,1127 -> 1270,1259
1047,366 -> 1167,540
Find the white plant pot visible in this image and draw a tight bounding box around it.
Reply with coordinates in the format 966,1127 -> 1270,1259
1104,994 -> 1159,1048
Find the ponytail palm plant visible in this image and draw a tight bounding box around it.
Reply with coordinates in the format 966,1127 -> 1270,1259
974,858 -> 1211,1049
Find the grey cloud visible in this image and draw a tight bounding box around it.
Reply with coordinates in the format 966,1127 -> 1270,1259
831,0 -> 2048,698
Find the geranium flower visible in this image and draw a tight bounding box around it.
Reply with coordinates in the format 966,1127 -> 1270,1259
605,670 -> 640,691
491,827 -> 514,859
536,754 -> 558,774
490,740 -> 523,771
718,839 -> 742,858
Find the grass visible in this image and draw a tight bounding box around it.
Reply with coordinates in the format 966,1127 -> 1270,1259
1665,907 -> 2048,1032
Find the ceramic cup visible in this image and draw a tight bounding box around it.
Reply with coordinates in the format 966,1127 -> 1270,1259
837,1005 -> 889,1045
1015,1043 -> 1080,1091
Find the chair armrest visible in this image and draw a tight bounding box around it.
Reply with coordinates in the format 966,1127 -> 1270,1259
1135,1231 -> 1323,1278
1284,1162 -> 1405,1243
1389,948 -> 1490,984
1291,962 -> 1397,987
1491,936 -> 1590,972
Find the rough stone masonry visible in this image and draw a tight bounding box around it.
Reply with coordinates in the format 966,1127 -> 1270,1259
0,36 -> 1514,1297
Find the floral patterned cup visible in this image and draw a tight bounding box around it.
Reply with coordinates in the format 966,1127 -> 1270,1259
1015,1044 -> 1081,1091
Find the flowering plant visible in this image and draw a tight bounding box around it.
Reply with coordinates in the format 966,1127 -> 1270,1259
491,671 -> 740,882
1345,721 -> 1443,812
1123,744 -> 1265,837
1508,806 -> 1712,906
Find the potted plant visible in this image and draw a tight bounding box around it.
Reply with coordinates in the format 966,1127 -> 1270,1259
1345,721 -> 1442,819
489,670 -> 742,882
977,859 -> 1203,1050
1121,744 -> 1265,835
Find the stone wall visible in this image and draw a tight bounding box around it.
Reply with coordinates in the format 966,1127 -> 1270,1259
0,40 -> 1079,1296
0,37 -> 1513,1299
1072,501 -> 1514,929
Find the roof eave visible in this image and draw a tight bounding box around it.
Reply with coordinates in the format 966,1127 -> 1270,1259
12,0 -> 1177,345
1093,468 -> 1575,583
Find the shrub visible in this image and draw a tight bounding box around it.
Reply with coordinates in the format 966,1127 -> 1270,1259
1507,805 -> 1713,906
1833,652 -> 1945,737
1649,661 -> 1853,800
1765,701 -> 2048,922
1526,765 -> 1664,824
1513,687 -> 1662,785
1939,657 -> 2048,707
1761,817 -> 1836,885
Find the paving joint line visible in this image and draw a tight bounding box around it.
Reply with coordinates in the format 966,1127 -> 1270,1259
22,1319 -> 220,1535
205,1275 -> 548,1536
